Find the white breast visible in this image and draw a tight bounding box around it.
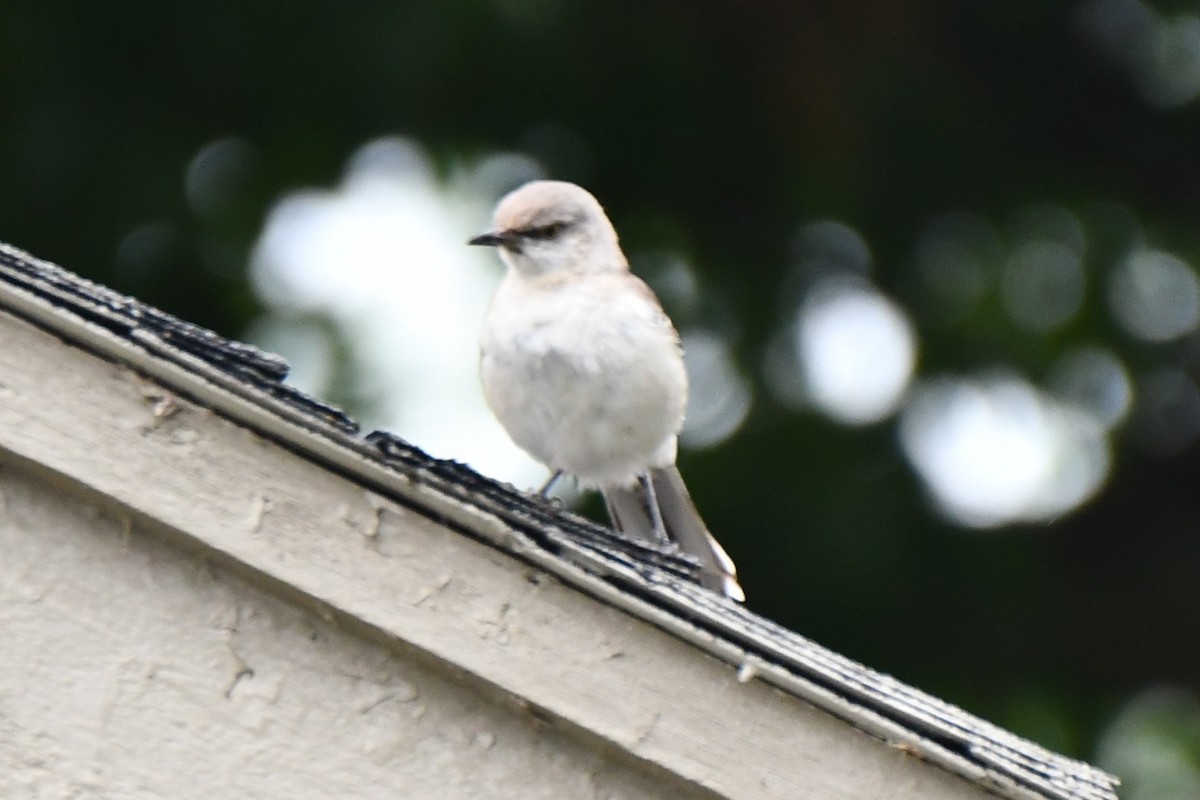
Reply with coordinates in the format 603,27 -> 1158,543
480,270 -> 687,488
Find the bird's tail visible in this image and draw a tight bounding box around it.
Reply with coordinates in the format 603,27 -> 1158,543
602,465 -> 744,602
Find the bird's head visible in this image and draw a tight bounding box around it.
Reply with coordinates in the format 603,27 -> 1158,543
469,180 -> 626,277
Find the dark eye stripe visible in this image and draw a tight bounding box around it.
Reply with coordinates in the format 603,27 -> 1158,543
521,221 -> 569,240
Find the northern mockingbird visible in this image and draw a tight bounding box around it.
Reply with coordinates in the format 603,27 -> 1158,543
469,180 -> 744,601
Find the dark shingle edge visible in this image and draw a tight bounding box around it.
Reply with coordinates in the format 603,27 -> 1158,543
0,244 -> 356,434
0,241 -> 1120,800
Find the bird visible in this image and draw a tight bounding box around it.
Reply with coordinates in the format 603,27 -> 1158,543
469,180 -> 743,601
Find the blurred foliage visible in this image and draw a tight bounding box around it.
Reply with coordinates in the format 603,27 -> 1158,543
5,0 -> 1200,772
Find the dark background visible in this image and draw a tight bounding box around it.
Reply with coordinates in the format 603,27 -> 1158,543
4,1 -> 1198,788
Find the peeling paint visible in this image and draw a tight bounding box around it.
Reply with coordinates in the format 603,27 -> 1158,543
246,495 -> 271,534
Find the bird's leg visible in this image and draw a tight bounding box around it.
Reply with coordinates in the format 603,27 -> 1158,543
538,470 -> 564,497
639,472 -> 671,547
602,493 -> 622,529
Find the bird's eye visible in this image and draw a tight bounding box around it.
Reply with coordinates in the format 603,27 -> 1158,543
522,221 -> 568,240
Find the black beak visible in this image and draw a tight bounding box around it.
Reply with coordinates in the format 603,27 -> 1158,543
468,231 -> 513,247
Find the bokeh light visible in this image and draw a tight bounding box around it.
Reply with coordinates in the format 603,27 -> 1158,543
114,222 -> 181,283
1148,14 -> 1200,106
1096,687 -> 1200,800
899,373 -> 1110,527
1079,0 -> 1200,107
633,250 -> 702,316
795,277 -> 917,425
1047,346 -> 1133,429
1001,239 -> 1085,332
1002,204 -> 1088,332
790,219 -> 873,290
184,136 -> 256,218
679,330 -> 753,449
1108,247 -> 1200,342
